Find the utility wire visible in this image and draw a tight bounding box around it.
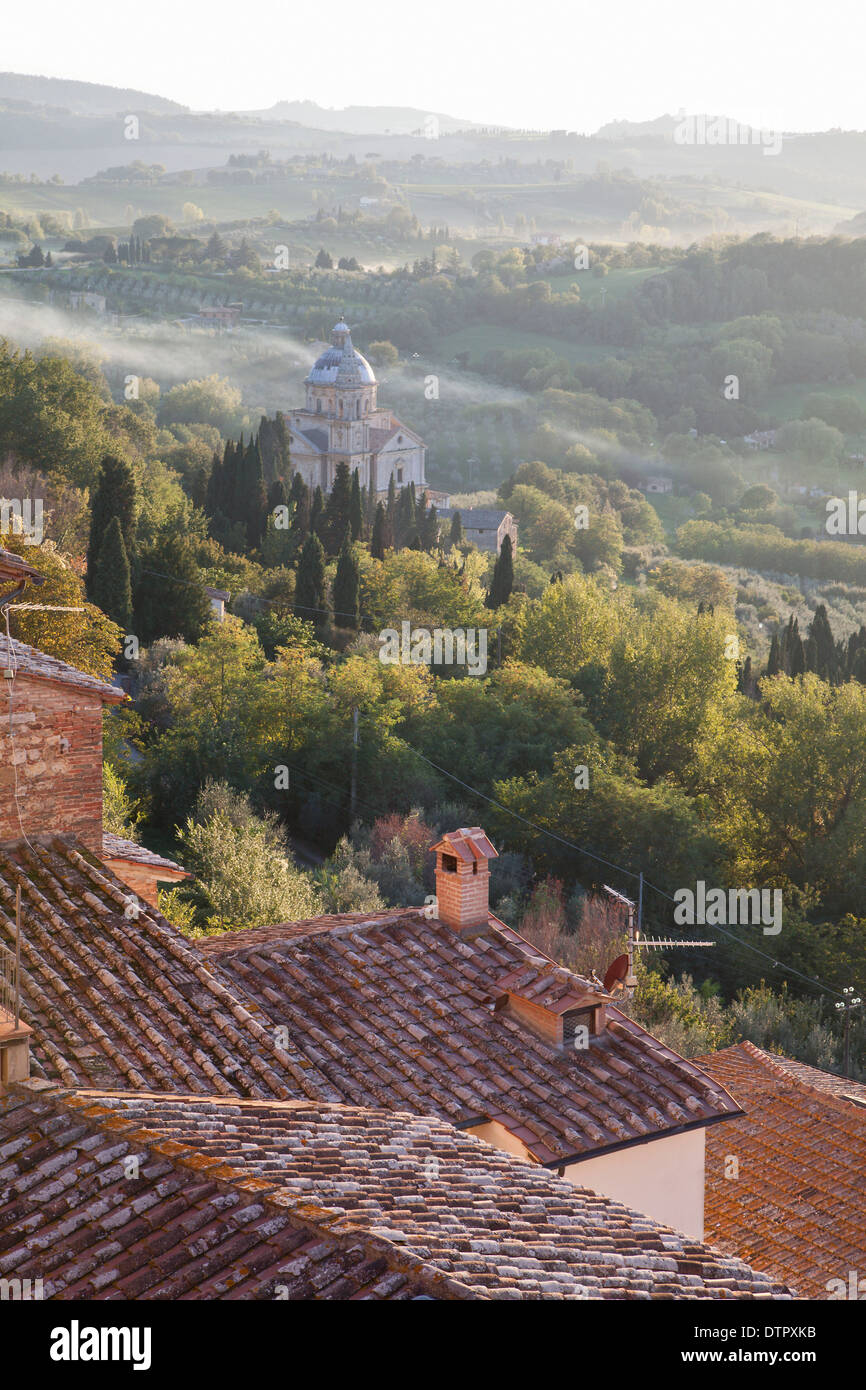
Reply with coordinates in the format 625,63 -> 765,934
132,570 -> 850,1004
409,749 -> 849,1004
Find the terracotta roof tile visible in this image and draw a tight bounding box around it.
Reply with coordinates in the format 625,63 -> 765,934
199,912 -> 741,1164
0,635 -> 125,701
101,833 -> 188,874
0,1082 -> 792,1300
695,1042 -> 866,1297
0,547 -> 43,584
0,836 -> 334,1101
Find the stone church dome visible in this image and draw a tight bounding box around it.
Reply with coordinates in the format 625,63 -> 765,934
306,318 -> 376,388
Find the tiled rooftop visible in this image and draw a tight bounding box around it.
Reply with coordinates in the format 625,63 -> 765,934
0,547 -> 43,583
0,633 -> 125,700
0,836 -> 323,1099
0,1081 -> 792,1300
696,1042 -> 866,1298
199,911 -> 742,1165
101,832 -> 188,874
753,1050 -> 866,1108
0,831 -> 742,1166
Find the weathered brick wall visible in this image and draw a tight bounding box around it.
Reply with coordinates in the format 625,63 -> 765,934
435,859 -> 491,932
0,674 -> 104,852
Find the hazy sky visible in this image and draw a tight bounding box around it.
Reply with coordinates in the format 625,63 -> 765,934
5,0 -> 865,132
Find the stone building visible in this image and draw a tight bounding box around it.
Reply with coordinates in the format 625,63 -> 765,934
0,633 -> 187,905
286,318 -> 425,495
437,506 -> 517,555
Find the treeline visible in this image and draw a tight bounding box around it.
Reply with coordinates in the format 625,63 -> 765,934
677,520 -> 866,585
764,607 -> 866,686
85,453 -> 211,645
639,235 -> 866,326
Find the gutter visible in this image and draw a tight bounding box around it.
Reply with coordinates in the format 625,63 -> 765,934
543,1108 -> 746,1173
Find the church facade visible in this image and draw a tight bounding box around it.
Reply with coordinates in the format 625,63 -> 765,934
285,318 -> 426,495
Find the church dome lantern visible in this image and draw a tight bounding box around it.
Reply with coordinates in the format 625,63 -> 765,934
305,317 -> 377,390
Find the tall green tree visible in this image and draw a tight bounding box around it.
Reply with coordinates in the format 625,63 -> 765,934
87,454 -> 137,597
420,503 -> 439,552
333,530 -> 360,629
294,533 -> 326,625
323,462 -> 352,553
371,501 -> 387,561
289,472 -> 310,544
310,484 -> 325,540
243,436 -> 267,549
487,533 -> 514,609
349,468 -> 364,541
135,532 -> 211,644
449,510 -> 463,547
91,514 -> 132,630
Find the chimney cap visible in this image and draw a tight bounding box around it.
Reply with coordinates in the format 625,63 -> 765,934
431,827 -> 498,864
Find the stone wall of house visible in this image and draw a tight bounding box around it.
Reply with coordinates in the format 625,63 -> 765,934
0,674 -> 104,852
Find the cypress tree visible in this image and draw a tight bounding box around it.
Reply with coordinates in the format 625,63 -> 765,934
323,462 -> 352,553
333,530 -> 360,629
349,469 -> 363,541
289,472 -> 310,541
294,533 -> 326,624
807,604 -> 837,681
87,454 -> 137,597
766,632 -> 781,677
386,474 -> 396,542
225,436 -> 243,528
205,451 -> 223,518
268,477 -> 288,513
92,515 -> 132,630
449,510 -> 463,547
487,533 -> 514,609
274,411 -> 291,478
310,485 -> 325,540
244,437 -> 267,549
789,625 -> 806,677
371,501 -> 386,560
421,503 -> 439,552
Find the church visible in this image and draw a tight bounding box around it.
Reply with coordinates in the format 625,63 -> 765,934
285,318 -> 426,495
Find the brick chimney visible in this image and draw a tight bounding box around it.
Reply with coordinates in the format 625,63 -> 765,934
431,827 -> 498,933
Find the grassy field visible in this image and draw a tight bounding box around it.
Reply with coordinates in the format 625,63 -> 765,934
544,264 -> 662,306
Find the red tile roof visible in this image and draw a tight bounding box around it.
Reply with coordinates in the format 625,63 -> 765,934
754,1051 -> 866,1108
0,1082 -> 792,1300
0,836 -> 323,1099
431,825 -> 498,863
696,1042 -> 866,1298
0,547 -> 43,584
0,634 -> 125,701
101,833 -> 188,875
199,911 -> 742,1165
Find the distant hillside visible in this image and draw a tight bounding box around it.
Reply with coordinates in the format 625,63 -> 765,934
594,113 -> 680,140
239,99 -> 490,135
0,72 -> 186,115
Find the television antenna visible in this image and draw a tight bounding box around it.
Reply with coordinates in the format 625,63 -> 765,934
601,876 -> 715,999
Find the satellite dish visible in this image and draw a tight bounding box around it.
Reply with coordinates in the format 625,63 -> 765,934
603,953 -> 630,994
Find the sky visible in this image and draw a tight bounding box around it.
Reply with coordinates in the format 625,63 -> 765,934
4,0 -> 866,133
